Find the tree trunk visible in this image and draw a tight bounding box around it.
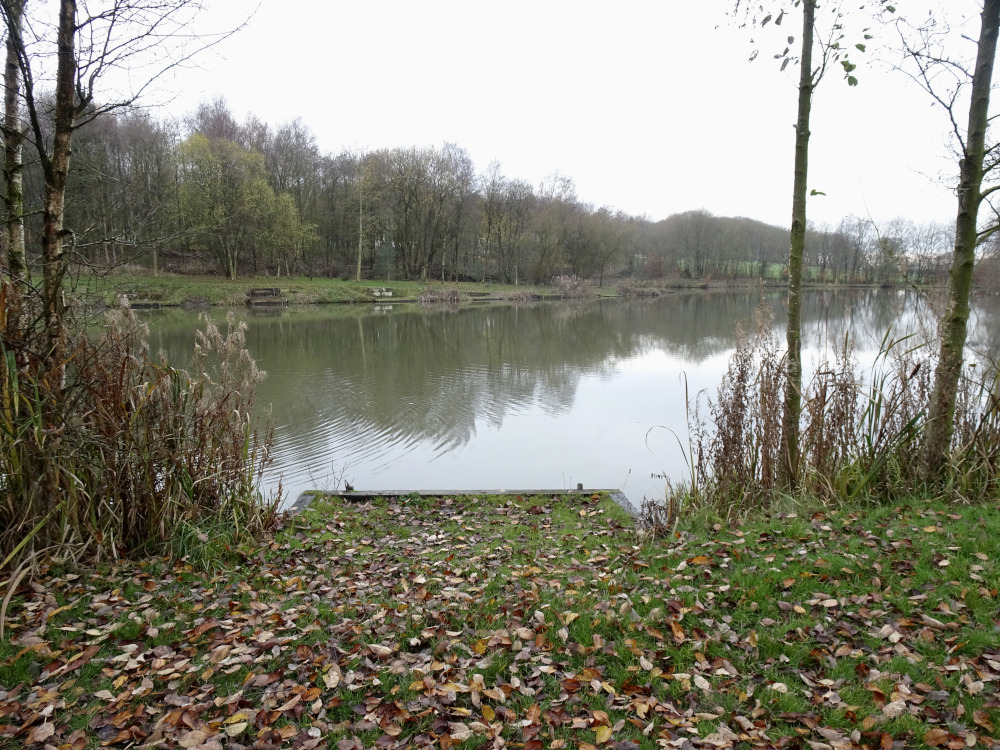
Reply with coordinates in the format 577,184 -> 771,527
356,188 -> 362,282
227,239 -> 238,279
3,0 -> 26,283
39,0 -> 77,385
780,0 -> 815,488
922,0 -> 1000,479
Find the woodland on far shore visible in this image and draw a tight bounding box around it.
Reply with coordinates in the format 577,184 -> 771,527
9,97 -> 990,289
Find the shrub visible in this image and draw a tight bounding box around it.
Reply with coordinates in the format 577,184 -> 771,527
0,288 -> 278,567
951,363 -> 1000,498
805,331 -> 928,502
688,302 -> 784,517
637,487 -> 679,538
552,275 -> 593,298
503,289 -> 540,302
685,300 -> 1000,520
616,280 -> 661,298
418,287 -> 461,305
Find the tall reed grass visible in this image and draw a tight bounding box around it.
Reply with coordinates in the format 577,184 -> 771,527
684,300 -> 1000,520
418,287 -> 462,305
0,286 -> 278,568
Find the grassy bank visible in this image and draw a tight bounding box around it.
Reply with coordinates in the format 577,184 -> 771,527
76,273 -> 800,308
1,493 -> 997,748
78,274 -> 572,307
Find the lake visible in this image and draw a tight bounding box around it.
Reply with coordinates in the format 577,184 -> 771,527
141,288 -> 999,508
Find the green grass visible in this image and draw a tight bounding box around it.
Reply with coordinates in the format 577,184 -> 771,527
75,272 -> 612,307
1,493 -> 998,748
74,271 -> 853,310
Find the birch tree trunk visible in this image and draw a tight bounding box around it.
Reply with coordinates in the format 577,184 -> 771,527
36,0 -> 78,384
2,0 -> 25,283
922,0 -> 1000,479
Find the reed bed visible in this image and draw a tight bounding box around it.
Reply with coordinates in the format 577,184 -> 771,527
682,300 -> 1000,521
0,287 -> 278,570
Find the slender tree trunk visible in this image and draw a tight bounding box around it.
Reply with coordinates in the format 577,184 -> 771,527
781,0 -> 815,488
3,0 -> 26,283
356,188 -> 362,282
922,0 -> 1000,479
39,0 -> 78,385
227,239 -> 238,279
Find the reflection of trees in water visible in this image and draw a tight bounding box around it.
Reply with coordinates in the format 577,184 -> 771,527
247,302 -> 652,452
799,289 -> 926,355
802,290 -> 1000,364
144,290 -> 1000,455
967,293 -> 1000,363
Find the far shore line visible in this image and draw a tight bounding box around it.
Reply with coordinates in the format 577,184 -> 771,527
79,272 -> 938,310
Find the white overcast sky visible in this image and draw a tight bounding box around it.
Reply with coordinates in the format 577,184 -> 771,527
139,0 -> 983,229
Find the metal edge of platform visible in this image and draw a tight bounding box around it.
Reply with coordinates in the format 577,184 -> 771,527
288,488 -> 639,520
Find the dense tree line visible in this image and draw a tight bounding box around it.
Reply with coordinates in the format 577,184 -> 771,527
8,97 -> 956,284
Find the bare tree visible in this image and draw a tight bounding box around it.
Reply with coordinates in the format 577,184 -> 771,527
898,1 -> 1000,477
1,0 -> 236,380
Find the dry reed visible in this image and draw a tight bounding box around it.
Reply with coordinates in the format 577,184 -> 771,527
0,289 -> 278,568
686,300 -> 1000,520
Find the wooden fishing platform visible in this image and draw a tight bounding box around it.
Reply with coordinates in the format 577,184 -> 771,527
246,288 -> 288,307
288,487 -> 638,519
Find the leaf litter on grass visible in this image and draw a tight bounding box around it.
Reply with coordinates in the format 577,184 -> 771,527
0,493 -> 998,749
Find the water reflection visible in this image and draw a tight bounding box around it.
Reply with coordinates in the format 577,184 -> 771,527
141,289 -> 1000,507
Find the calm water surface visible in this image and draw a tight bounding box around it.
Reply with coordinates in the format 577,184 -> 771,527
142,289 -> 999,507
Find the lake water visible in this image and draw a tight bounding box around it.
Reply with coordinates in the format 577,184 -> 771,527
141,289 -> 999,508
